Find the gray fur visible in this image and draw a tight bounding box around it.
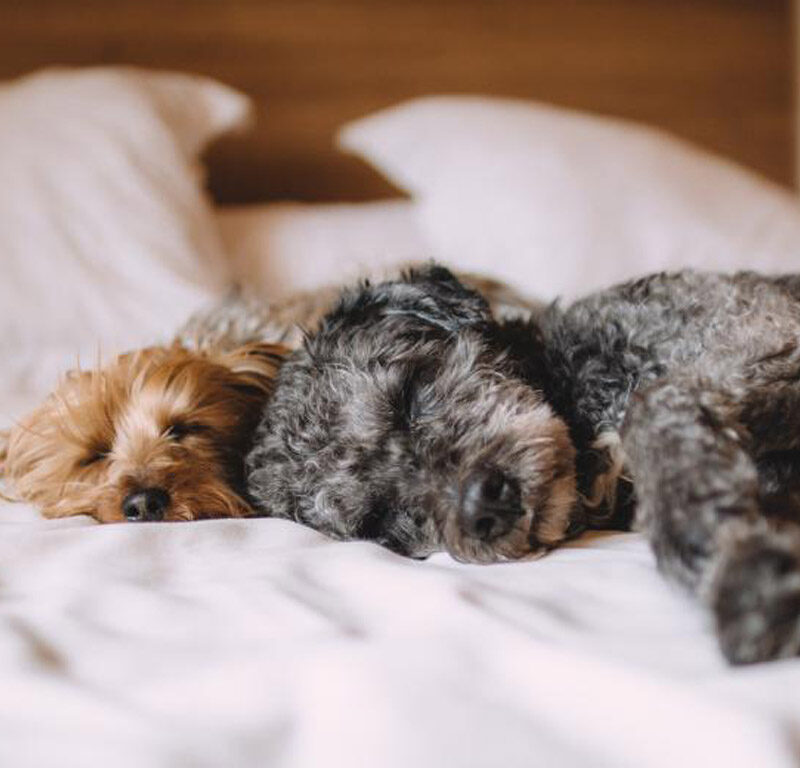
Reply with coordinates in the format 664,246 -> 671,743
246,266 -> 800,664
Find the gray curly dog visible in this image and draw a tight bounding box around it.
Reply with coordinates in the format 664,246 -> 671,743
246,265 -> 800,664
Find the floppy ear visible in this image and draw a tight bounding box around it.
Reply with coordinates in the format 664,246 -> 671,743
214,342 -> 289,396
326,263 -> 492,338
391,264 -> 492,330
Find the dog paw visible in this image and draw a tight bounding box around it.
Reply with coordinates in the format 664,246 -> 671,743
712,532 -> 800,664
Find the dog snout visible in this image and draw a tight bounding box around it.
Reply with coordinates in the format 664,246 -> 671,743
459,468 -> 522,541
122,488 -> 170,522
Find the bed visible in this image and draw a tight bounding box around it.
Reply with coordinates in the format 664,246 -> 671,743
1,3 -> 800,767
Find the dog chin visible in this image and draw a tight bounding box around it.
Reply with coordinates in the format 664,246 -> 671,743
444,538 -> 547,564
440,514 -> 538,564
442,485 -> 578,564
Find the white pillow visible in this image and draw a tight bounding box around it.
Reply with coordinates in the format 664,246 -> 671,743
0,67 -> 249,391
216,200 -> 429,298
339,96 -> 800,301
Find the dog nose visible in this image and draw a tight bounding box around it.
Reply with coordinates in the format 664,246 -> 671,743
122,488 -> 170,521
459,469 -> 522,541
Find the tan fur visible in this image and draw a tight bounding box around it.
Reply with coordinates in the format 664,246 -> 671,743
0,342 -> 286,522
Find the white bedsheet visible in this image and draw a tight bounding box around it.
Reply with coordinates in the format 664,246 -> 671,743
2,394 -> 800,768
3,194 -> 800,767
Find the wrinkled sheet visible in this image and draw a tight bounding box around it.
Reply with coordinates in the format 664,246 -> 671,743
2,391 -> 800,768
4,192 -> 800,765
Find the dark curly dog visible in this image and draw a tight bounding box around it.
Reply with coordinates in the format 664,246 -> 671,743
246,266 -> 800,664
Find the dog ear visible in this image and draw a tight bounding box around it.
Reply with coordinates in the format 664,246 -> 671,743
326,263 -> 492,338
393,264 -> 492,330
214,342 -> 289,396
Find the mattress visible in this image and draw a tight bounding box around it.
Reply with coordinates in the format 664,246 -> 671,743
2,202 -> 800,768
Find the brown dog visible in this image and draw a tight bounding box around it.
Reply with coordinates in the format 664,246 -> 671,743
0,342 -> 284,522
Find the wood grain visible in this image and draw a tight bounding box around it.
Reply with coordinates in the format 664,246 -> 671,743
0,0 -> 792,202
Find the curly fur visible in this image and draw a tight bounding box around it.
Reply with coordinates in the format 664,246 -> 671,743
247,266 -> 800,664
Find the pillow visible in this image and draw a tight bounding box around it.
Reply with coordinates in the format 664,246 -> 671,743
0,67 -> 249,392
339,96 -> 800,301
216,200 -> 429,298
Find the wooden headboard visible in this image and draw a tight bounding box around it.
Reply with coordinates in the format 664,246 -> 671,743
1,0 -> 793,203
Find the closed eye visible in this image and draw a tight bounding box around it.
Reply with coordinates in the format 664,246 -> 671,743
78,449 -> 109,468
355,498 -> 390,540
164,422 -> 208,441
354,500 -> 415,557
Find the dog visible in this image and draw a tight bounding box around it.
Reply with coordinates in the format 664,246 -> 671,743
1,271 -> 537,524
0,281 -> 325,521
246,265 -> 800,664
0,341 -> 286,522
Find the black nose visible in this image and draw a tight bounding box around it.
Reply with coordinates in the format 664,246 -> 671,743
459,469 -> 522,541
122,488 -> 170,521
